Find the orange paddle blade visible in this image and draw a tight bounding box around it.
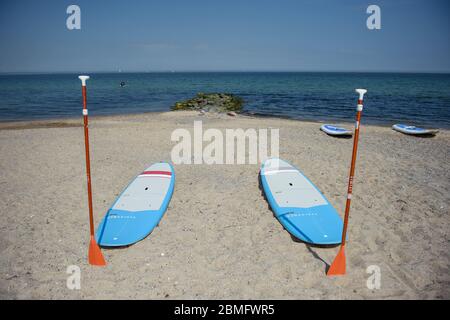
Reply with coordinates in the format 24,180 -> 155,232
88,236 -> 106,266
327,246 -> 346,276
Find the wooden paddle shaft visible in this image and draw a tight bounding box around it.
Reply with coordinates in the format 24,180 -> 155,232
81,84 -> 95,237
340,97 -> 364,245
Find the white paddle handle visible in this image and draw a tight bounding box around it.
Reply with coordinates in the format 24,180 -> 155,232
355,88 -> 367,111
355,88 -> 367,100
78,75 -> 90,86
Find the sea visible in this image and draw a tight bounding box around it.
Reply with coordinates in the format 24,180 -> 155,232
0,72 -> 449,128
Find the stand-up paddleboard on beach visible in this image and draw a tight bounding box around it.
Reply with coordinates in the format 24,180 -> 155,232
320,124 -> 352,136
392,124 -> 438,136
260,158 -> 343,245
96,162 -> 175,247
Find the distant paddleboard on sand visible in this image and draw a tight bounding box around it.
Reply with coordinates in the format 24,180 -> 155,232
96,162 -> 175,247
320,124 -> 352,136
260,158 -> 343,245
392,124 -> 438,136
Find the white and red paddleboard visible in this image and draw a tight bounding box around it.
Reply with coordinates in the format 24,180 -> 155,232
96,162 -> 175,247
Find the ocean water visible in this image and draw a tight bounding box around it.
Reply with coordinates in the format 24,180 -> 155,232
0,72 -> 449,128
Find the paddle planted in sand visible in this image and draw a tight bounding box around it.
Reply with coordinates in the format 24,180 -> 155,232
79,75 -> 106,266
327,88 -> 367,276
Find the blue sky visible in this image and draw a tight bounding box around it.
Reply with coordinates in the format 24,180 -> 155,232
0,0 -> 449,73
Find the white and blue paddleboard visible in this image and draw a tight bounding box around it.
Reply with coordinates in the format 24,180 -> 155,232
96,162 -> 175,247
392,124 -> 438,136
260,158 -> 343,245
320,124 -> 352,136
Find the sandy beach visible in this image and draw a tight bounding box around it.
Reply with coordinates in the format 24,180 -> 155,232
0,110 -> 449,299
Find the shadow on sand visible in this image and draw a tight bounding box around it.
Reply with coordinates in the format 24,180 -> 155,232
289,235 -> 340,274
323,133 -> 353,139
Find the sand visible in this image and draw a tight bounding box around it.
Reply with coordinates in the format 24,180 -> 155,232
0,111 -> 449,299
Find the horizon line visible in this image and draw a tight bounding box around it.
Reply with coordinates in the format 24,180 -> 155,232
1,70 -> 450,75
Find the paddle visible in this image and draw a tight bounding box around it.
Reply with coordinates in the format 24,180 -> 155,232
79,75 -> 106,266
327,88 -> 367,276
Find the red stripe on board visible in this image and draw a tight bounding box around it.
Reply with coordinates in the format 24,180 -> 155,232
357,99 -> 363,105
141,171 -> 172,176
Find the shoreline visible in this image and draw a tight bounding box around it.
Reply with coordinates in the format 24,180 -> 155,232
1,110 -> 447,131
